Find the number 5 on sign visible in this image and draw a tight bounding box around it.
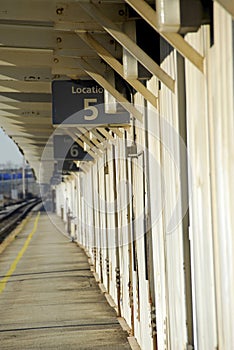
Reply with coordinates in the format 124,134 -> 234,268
84,98 -> 98,120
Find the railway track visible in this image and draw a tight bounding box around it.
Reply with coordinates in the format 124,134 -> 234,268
0,199 -> 41,244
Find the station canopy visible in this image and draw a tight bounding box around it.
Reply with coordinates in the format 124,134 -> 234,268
0,0 -> 214,181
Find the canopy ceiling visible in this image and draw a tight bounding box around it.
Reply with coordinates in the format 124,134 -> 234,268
1,0 -> 223,182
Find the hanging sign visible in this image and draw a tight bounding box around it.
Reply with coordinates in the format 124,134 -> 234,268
52,80 -> 130,125
53,135 -> 93,161
57,160 -> 83,172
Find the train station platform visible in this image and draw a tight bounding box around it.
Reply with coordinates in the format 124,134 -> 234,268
0,209 -> 132,350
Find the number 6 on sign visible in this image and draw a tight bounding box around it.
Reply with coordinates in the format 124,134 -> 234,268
84,98 -> 98,120
70,145 -> 79,157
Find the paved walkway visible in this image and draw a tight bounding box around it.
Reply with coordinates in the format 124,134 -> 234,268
0,210 -> 131,350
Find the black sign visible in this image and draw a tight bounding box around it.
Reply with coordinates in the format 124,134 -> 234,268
53,135 -> 93,161
57,160 -> 83,172
52,80 -> 130,125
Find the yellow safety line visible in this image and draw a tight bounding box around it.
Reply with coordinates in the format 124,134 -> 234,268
0,212 -> 40,294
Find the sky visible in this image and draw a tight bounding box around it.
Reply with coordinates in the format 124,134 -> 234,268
0,128 -> 24,167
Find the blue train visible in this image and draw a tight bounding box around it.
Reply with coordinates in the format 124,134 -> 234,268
0,171 -> 34,181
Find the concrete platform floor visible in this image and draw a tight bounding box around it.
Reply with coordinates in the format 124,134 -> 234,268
0,211 -> 132,350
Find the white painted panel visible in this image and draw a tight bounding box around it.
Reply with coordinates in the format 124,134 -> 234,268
115,137 -> 131,324
147,93 -> 169,350
184,24 -> 218,349
105,146 -> 118,305
98,155 -> 108,285
159,48 -> 187,349
86,170 -> 95,252
130,93 -> 154,350
92,162 -> 101,278
207,3 -> 234,349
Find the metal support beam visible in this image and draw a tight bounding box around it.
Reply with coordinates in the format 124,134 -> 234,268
91,129 -> 112,149
65,129 -> 97,160
0,47 -> 53,66
0,109 -> 50,118
96,127 -> 115,142
110,127 -> 124,139
96,126 -> 127,146
10,135 -> 51,140
74,129 -> 103,157
79,2 -> 175,92
0,1 -> 127,24
90,131 -> 110,150
77,32 -> 158,109
76,57 -> 143,122
125,0 -> 204,72
78,127 -> 106,152
0,102 -> 51,110
0,116 -> 51,124
0,67 -> 53,82
12,124 -> 53,132
0,81 -> 51,93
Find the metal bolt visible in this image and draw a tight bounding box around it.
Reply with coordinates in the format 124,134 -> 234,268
118,9 -> 125,16
56,8 -> 64,15
53,58 -> 59,63
56,37 -> 62,43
